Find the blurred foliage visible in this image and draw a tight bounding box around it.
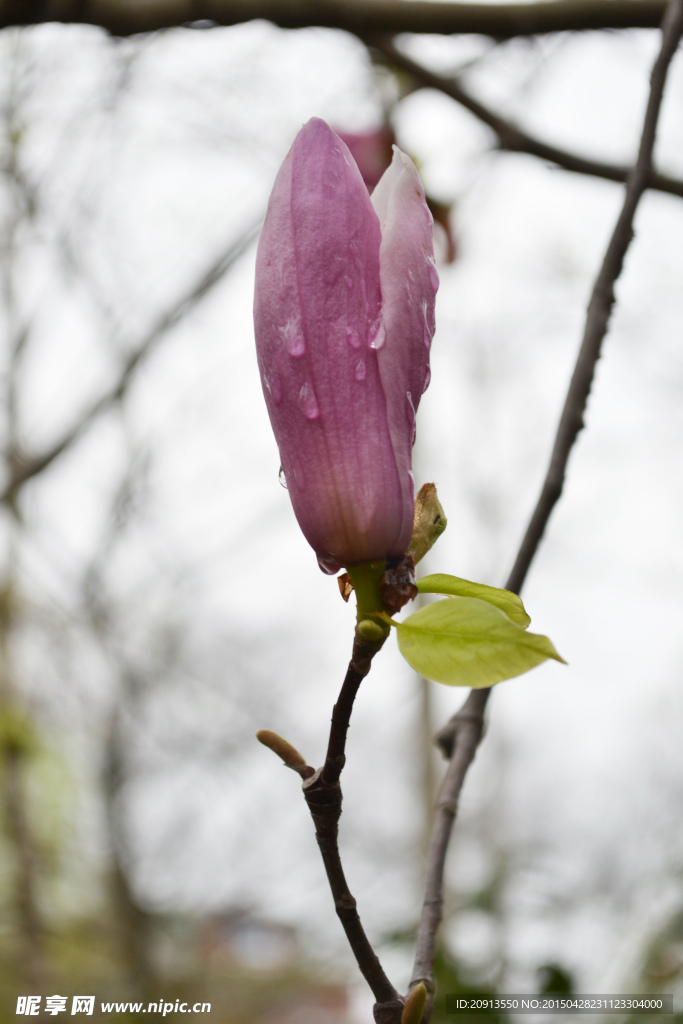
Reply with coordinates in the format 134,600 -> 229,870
537,963 -> 574,996
0,906 -> 354,1022
429,945 -> 503,1024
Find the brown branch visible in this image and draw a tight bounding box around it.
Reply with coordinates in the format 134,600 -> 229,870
506,0 -> 683,596
302,633 -> 404,1023
373,39 -> 683,201
0,0 -> 669,38
410,2 -> 683,1016
409,702 -> 485,1004
1,220 -> 260,505
264,515 -> 442,1022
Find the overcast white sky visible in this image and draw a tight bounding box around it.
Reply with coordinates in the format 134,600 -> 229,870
1,16 -> 683,1015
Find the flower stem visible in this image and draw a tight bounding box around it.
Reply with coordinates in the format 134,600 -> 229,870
347,560 -> 386,616
347,560 -> 392,642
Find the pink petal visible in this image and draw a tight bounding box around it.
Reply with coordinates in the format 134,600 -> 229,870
371,147 -> 438,545
254,119 -> 410,567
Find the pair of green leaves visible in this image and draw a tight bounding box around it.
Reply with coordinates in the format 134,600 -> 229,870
395,574 -> 565,688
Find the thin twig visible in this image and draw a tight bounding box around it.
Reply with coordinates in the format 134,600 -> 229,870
410,2 -> 683,1015
1,220 -> 260,505
506,0 -> 683,595
302,634 -> 404,1022
373,38 -> 683,201
3,0 -> 669,38
410,705 -> 485,1001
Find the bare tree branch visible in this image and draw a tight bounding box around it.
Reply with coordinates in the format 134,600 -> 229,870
1,220 -> 260,505
505,0 -> 683,597
300,634 -> 404,1023
0,0 -> 669,38
373,38 -> 683,201
410,704 -> 485,1005
410,2 -> 683,1016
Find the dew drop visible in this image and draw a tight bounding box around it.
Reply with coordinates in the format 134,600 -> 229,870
278,466 -> 287,489
281,318 -> 306,358
346,327 -> 362,350
406,390 -> 417,446
354,359 -> 366,382
427,259 -> 439,293
406,390 -> 415,418
369,322 -> 386,350
421,300 -> 434,349
270,374 -> 282,405
298,381 -> 320,420
423,365 -> 431,392
286,334 -> 306,357
317,553 -> 343,575
344,275 -> 354,291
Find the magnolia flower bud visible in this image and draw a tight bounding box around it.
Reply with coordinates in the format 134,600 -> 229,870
254,118 -> 437,572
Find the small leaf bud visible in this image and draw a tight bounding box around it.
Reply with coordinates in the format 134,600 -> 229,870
401,982 -> 427,1024
356,619 -> 386,642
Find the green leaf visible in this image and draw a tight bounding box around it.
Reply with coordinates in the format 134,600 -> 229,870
417,573 -> 531,629
396,597 -> 565,688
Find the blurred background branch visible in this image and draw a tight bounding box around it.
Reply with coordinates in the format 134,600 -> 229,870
1,0 -> 670,37
371,37 -> 683,200
2,220 -> 260,505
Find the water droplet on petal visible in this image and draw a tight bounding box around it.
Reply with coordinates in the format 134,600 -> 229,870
269,374 -> 282,405
423,365 -> 431,392
427,259 -> 439,293
406,391 -> 417,446
354,359 -> 366,382
287,334 -> 306,357
369,322 -> 386,350
346,327 -> 361,350
281,318 -> 306,357
317,553 -> 343,575
278,466 -> 287,489
344,275 -> 354,291
298,382 -> 320,420
421,300 -> 434,349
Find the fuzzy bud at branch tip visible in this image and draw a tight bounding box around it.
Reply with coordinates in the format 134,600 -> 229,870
256,729 -> 315,779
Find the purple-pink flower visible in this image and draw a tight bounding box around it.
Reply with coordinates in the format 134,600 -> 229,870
254,118 -> 437,572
